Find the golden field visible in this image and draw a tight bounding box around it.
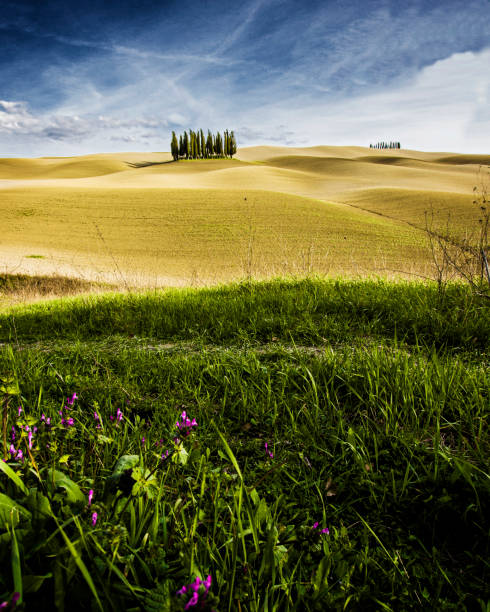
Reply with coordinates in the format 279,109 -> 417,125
1,146 -> 488,293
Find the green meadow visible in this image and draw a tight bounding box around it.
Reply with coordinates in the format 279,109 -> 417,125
0,278 -> 489,610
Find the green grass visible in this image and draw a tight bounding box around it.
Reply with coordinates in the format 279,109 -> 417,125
0,278 -> 489,610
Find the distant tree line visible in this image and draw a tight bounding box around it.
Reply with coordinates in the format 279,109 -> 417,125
171,130 -> 237,161
370,141 -> 401,149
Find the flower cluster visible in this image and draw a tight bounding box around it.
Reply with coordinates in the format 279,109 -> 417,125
175,411 -> 197,437
8,445 -> 23,462
109,407 -> 124,424
177,575 -> 212,610
312,522 -> 330,535
59,392 -> 78,428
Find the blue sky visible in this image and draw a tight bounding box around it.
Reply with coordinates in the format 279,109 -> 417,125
1,0 -> 489,156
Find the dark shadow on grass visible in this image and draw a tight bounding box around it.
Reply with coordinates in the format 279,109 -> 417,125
125,160 -> 175,169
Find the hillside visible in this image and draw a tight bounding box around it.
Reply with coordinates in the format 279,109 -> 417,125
0,146 -> 486,289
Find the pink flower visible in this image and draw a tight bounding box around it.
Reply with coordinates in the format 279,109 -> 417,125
67,392 -> 78,405
312,522 -> 319,529
184,592 -> 199,609
204,575 -> 212,590
17,406 -> 22,417
141,437 -> 146,445
88,490 -> 94,506
91,512 -> 98,526
28,431 -> 33,449
116,408 -> 123,422
175,411 -> 197,436
321,528 -> 330,534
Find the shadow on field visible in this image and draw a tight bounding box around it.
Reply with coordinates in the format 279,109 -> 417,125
125,160 -> 174,168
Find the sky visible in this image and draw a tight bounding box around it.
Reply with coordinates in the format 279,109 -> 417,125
1,0 -> 489,156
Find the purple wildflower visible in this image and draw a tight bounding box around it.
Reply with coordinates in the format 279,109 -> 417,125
66,392 -> 78,406
161,449 -> 170,461
175,411 -> 198,437
61,416 -> 75,428
28,431 -> 33,449
311,522 -> 330,535
91,512 -> 98,526
184,592 -> 199,609
264,441 -> 274,459
17,406 -> 22,417
116,408 -> 123,422
0,592 -> 20,610
11,426 -> 15,442
177,574 -> 212,609
88,490 -> 94,506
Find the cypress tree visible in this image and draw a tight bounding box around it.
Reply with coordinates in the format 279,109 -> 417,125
229,131 -> 237,158
215,132 -> 223,157
179,135 -> 183,158
196,130 -> 201,158
171,131 -> 179,161
191,131 -> 197,159
200,129 -> 205,159
183,131 -> 189,159
224,130 -> 229,158
206,131 -> 213,158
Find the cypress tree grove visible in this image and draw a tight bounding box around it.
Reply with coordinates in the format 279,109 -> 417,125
171,129 -> 238,160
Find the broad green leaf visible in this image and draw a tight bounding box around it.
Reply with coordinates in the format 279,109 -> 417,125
111,455 -> 140,477
25,489 -> 53,520
0,493 -> 31,529
106,455 -> 140,494
23,574 -> 52,594
11,526 -> 23,603
46,469 -> 85,506
55,518 -> 103,612
171,443 -> 188,466
0,460 -> 28,495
